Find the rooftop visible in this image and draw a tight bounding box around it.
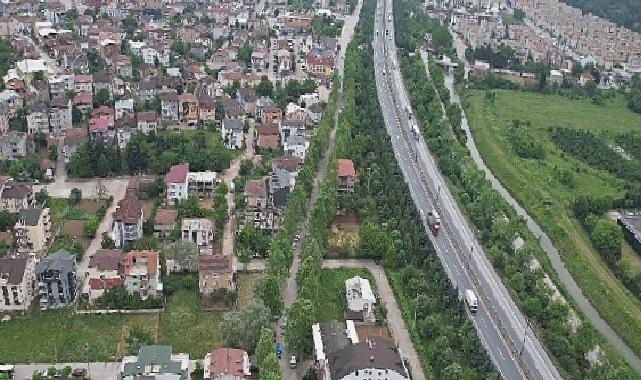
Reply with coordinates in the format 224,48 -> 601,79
0,257 -> 28,285
338,158 -> 356,177
165,163 -> 189,184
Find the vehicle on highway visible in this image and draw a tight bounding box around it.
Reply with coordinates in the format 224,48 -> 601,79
0,364 -> 15,379
427,209 -> 440,236
387,15 -> 392,22
465,289 -> 478,313
289,355 -> 297,368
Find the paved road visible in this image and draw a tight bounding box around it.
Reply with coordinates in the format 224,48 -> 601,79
322,260 -> 424,379
372,0 -> 561,378
443,60 -> 641,373
276,3 -> 363,378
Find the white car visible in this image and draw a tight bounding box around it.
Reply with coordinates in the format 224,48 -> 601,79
289,355 -> 297,368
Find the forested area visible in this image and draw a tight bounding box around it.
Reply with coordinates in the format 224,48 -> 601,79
396,2 -> 638,378
67,130 -> 233,177
549,127 -> 641,182
615,131 -> 641,161
560,0 -> 641,33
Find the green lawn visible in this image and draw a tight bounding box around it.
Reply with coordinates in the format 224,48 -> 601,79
236,272 -> 263,309
464,88 -> 641,354
0,289 -> 223,363
315,268 -> 376,323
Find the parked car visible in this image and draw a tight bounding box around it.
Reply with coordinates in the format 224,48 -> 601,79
289,355 -> 297,368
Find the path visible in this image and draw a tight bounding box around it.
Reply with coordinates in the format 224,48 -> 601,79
322,260 -> 423,380
276,2 -> 363,378
443,68 -> 641,372
221,124 -> 256,257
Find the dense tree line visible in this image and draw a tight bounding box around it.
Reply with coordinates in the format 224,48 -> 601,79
559,0 -> 641,33
393,0 -> 452,54
627,74 -> 641,114
67,130 -> 232,177
615,131 -> 641,161
549,127 -> 641,182
507,120 -> 545,159
95,286 -> 163,309
401,31 -> 638,379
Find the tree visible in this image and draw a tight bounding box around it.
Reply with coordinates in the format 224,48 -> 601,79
255,327 -> 274,368
255,75 -> 274,97
240,159 -> 254,176
258,275 -> 284,316
83,215 -> 99,237
101,232 -> 116,249
72,107 -> 83,124
163,241 -> 199,272
259,352 -> 281,380
69,188 -> 82,204
285,298 -> 314,355
48,145 -> 58,161
35,188 -> 49,205
220,299 -> 272,352
0,210 -> 17,231
238,41 -> 253,67
357,222 -> 394,260
590,217 -> 623,264
237,247 -> 251,270
94,88 -> 111,107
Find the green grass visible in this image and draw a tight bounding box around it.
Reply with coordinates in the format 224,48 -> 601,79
0,289 -> 223,363
48,198 -> 68,226
464,88 -> 641,354
315,268 -> 376,323
236,272 -> 263,309
64,207 -> 87,220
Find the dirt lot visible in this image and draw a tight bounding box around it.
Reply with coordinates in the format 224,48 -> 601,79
237,272 -> 263,308
356,324 -> 390,340
76,199 -> 104,214
140,200 -> 155,221
329,210 -> 361,257
60,219 -> 91,249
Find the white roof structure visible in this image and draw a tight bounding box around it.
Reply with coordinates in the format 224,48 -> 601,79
345,276 -> 376,310
16,59 -> 51,75
312,323 -> 325,362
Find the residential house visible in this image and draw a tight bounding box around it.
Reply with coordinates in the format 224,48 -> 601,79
0,131 -> 28,161
345,275 -> 376,323
114,55 -> 133,78
74,74 -> 93,94
161,91 -> 179,122
188,171 -> 218,198
279,119 -> 305,145
270,156 -> 302,208
48,74 -> 73,100
0,103 -> 9,134
73,93 -> 93,114
312,320 -> 410,380
0,181 -> 33,213
236,88 -> 256,116
221,118 -> 244,149
14,207 -> 51,253
139,79 -> 158,101
203,348 -> 250,380
136,112 -> 158,134
178,93 -> 199,127
120,345 -> 189,380
283,134 -> 309,159
93,70 -> 113,98
0,257 -> 35,311
337,159 -> 356,195
165,163 -> 190,205
26,104 -> 51,137
115,99 -> 135,120
154,209 -> 178,239
254,124 -> 279,151
182,218 -> 215,253
198,97 -> 216,125
121,250 -> 162,299
112,198 -> 144,248
305,54 -> 334,76
49,98 -> 73,132
261,105 -> 282,127
89,116 -> 110,142
84,249 -> 124,301
244,179 -> 268,209
198,255 -> 235,295
36,250 -> 76,310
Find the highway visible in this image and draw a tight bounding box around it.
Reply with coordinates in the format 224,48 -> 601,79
371,0 -> 562,379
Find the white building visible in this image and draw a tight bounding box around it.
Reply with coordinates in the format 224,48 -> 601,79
345,276 -> 376,323
187,171 -> 218,198
182,218 -> 215,254
165,163 -> 189,205
221,118 -> 244,149
0,257 -> 35,311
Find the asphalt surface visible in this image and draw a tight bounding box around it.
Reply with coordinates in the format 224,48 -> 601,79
372,0 -> 562,378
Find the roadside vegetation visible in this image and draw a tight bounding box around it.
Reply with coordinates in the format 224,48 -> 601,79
394,0 -> 639,376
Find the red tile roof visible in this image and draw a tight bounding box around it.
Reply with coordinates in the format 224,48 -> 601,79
122,250 -> 158,276
337,159 -> 356,177
155,209 -> 178,226
89,277 -> 123,290
165,163 -> 189,184
113,198 -> 143,224
209,348 -> 247,378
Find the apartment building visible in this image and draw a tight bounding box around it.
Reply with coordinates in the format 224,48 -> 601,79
36,250 -> 77,310
0,257 -> 35,311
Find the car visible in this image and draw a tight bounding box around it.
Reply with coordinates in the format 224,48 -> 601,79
71,368 -> 87,378
289,355 -> 297,368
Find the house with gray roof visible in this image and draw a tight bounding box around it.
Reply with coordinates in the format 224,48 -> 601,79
221,118 -> 244,149
35,250 -> 76,310
119,345 -> 190,380
0,257 -> 36,311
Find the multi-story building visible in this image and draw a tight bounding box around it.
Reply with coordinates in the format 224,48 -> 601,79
14,207 -> 51,253
121,250 -> 162,299
49,98 -> 73,132
337,159 -> 356,195
136,111 -> 158,134
221,118 -> 244,149
178,93 -> 199,127
165,163 -> 189,205
182,218 -> 215,253
0,257 -> 35,311
83,249 -> 124,302
187,171 -> 218,199
35,250 -> 76,310
27,103 -> 50,135
120,345 -> 189,380
0,180 -> 33,213
203,348 -> 250,380
198,255 -> 235,295
0,131 -> 28,161
111,198 -> 144,248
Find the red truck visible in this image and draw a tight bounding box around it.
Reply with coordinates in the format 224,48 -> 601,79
427,209 -> 441,236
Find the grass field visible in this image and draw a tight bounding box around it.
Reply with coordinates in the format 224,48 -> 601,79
236,272 -> 263,309
464,88 -> 641,354
0,289 -> 223,363
315,268 -> 376,323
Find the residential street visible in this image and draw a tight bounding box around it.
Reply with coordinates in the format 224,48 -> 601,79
275,2 -> 362,378
221,124 -> 257,257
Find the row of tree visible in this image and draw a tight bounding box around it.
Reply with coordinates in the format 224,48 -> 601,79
401,28 -> 637,379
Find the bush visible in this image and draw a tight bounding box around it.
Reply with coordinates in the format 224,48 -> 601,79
83,215 -> 99,237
